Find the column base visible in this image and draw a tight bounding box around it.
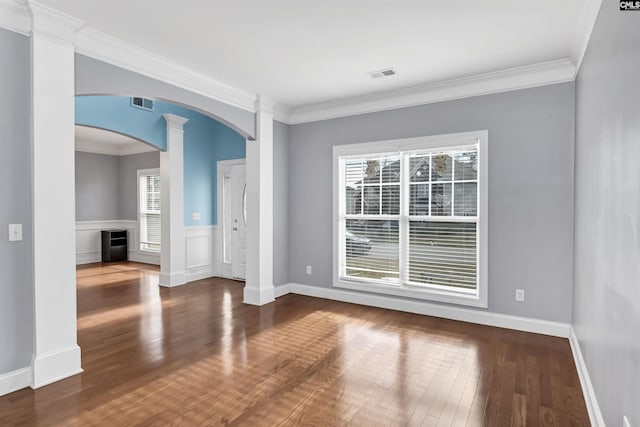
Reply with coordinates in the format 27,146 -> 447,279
159,271 -> 187,287
243,285 -> 275,306
31,345 -> 83,389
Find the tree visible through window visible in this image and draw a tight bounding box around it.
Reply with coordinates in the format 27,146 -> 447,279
139,169 -> 160,252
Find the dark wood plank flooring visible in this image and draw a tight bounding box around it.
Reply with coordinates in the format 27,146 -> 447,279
0,262 -> 589,426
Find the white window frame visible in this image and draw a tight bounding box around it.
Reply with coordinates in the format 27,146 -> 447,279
138,168 -> 161,253
332,130 -> 488,308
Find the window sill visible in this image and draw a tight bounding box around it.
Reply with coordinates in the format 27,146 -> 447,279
334,277 -> 487,308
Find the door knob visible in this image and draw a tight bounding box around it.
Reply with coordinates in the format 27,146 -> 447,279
233,227 -> 238,231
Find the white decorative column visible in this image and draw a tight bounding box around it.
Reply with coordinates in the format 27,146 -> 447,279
30,2 -> 84,388
159,114 -> 189,287
244,96 -> 275,305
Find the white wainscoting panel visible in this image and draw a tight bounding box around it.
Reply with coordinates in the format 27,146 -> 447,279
75,220 -> 159,265
185,225 -> 219,282
76,222 -> 219,281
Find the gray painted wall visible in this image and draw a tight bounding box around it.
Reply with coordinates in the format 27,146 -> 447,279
573,2 -> 640,426
75,55 -> 256,140
289,83 -> 575,322
119,151 -> 160,221
273,121 -> 289,286
0,29 -> 33,374
75,151 -> 159,222
75,152 -> 121,221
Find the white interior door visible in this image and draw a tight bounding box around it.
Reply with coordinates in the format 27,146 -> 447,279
230,164 -> 247,280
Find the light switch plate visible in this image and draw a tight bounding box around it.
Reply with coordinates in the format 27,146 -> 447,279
8,224 -> 22,241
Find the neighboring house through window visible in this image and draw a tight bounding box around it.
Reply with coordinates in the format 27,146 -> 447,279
333,130 -> 488,307
138,168 -> 161,252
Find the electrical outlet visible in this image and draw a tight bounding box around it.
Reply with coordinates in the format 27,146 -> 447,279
192,212 -> 201,221
306,265 -> 312,275
515,289 -> 525,302
624,415 -> 631,427
8,224 -> 22,242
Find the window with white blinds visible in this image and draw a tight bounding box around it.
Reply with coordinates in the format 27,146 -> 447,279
334,131 -> 487,307
139,169 -> 161,252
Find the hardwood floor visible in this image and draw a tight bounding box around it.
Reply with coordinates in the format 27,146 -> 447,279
0,262 -> 589,426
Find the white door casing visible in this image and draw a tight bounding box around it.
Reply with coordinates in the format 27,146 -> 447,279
217,159 -> 247,280
231,164 -> 247,280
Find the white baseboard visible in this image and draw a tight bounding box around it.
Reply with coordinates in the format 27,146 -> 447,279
129,251 -> 160,265
186,269 -> 216,282
77,222 -> 217,270
76,220 -> 152,265
76,252 -> 102,265
275,284 -> 600,424
274,283 -> 291,298
569,327 -> 605,427
31,345 -> 83,389
76,251 -> 160,266
0,367 -> 31,397
159,271 -> 187,287
278,283 -> 571,338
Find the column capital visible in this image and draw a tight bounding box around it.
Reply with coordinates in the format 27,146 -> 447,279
29,0 -> 84,46
255,95 -> 277,115
163,113 -> 189,130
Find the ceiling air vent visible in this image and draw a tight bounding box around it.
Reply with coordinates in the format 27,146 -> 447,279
131,97 -> 154,111
368,68 -> 397,79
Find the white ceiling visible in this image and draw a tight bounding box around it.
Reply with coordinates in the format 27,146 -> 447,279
75,125 -> 157,156
36,0 -> 594,111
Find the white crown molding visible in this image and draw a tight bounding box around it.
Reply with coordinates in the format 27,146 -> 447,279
75,138 -> 157,156
570,0 -> 603,76
0,0 -> 32,35
29,0 -> 84,45
75,27 -> 257,113
75,139 -> 120,156
273,104 -> 291,124
2,1 -> 597,125
0,1 -> 257,114
286,59 -> 576,125
118,143 -> 157,156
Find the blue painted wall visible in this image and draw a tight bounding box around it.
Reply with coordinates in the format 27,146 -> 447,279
76,96 -> 245,226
